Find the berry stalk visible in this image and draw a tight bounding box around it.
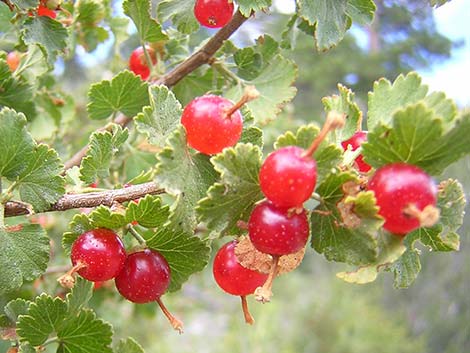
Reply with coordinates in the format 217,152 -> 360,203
224,85 -> 260,118
254,255 -> 280,303
156,298 -> 184,334
240,295 -> 254,325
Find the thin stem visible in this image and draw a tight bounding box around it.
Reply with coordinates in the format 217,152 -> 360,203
141,44 -> 156,78
127,226 -> 146,246
57,262 -> 87,289
302,112 -> 346,158
254,255 -> 280,303
156,297 -> 184,334
224,85 -> 260,118
4,182 -> 164,218
240,295 -> 254,325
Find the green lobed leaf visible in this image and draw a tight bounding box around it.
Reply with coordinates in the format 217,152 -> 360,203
16,144 -> 65,212
87,70 -> 149,120
79,124 -> 129,184
157,0 -> 198,34
125,195 -> 170,228
16,45 -> 50,82
336,232 -> 405,284
387,247 -> 421,289
239,126 -> 263,147
0,61 -> 35,118
123,0 -> 168,42
116,337 -> 145,353
4,299 -> 31,324
322,84 -> 362,142
146,227 -> 210,292
0,108 -> 35,179
227,52 -> 297,124
0,2 -> 13,32
363,105 -> 470,175
311,172 -> 382,265
21,17 -> 68,65
57,310 -> 113,353
62,213 -> 94,255
76,0 -> 106,27
66,278 -> 94,316
197,143 -> 264,238
275,125 -> 343,186
296,0 -> 376,51
367,72 -> 457,131
0,224 -> 49,295
134,85 -> 182,147
17,294 -> 68,346
155,126 -> 218,233
237,0 -> 272,16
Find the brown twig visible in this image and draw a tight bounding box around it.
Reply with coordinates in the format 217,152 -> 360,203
4,182 -> 164,217
62,10 -> 250,172
1,0 -> 14,11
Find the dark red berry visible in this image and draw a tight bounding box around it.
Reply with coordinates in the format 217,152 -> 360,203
368,163 -> 438,235
259,146 -> 317,208
194,0 -> 234,28
213,241 -> 268,296
181,95 -> 243,155
115,249 -> 170,303
341,131 -> 371,172
248,201 -> 309,255
71,228 -> 126,282
129,46 -> 157,80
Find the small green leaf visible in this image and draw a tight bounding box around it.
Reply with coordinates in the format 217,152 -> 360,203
87,70 -> 149,120
363,106 -> 470,175
87,206 -> 127,230
0,61 -> 35,118
116,337 -> 145,353
125,195 -> 170,228
17,294 -> 68,346
236,0 -> 272,17
66,278 -> 93,316
21,17 -> 68,64
155,126 -> 217,233
62,213 -> 94,255
296,0 -> 375,50
226,54 -> 297,124
387,247 -> 421,289
240,126 -> 263,147
134,85 -> 182,147
57,310 -> 113,353
311,172 -> 381,265
275,125 -> 342,185
146,227 -> 210,292
75,0 -> 106,26
157,0 -> 198,34
4,299 -> 31,324
197,143 -> 264,237
336,232 -> 405,284
16,144 -> 65,212
0,224 -> 49,295
322,84 -> 362,141
0,108 -> 35,179
79,124 -> 129,184
123,0 -> 168,42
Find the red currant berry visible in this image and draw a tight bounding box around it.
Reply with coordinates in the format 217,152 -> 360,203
115,249 -> 170,303
213,241 -> 268,296
181,95 -> 243,155
248,201 -> 309,255
71,228 -> 126,282
129,46 -> 157,80
194,0 -> 234,28
37,4 -> 57,18
341,131 -> 371,172
259,146 -> 317,208
368,163 -> 438,235
6,52 -> 20,72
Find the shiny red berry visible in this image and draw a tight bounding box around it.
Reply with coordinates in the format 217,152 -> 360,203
341,131 -> 371,172
213,241 -> 268,296
181,95 -> 243,155
115,249 -> 170,304
129,46 -> 157,80
194,0 -> 234,28
368,163 -> 438,235
71,228 -> 127,282
37,4 -> 57,18
248,201 -> 309,255
259,146 -> 317,208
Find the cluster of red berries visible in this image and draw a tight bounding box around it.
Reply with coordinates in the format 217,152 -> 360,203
63,228 -> 183,332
